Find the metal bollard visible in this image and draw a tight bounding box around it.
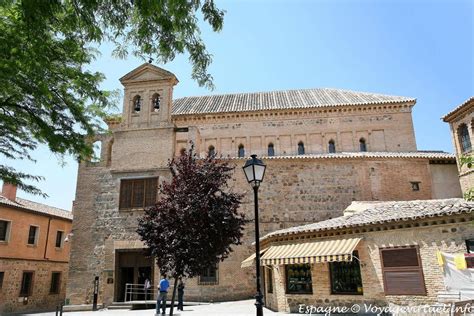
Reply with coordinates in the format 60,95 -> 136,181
55,305 -> 59,316
92,276 -> 99,311
60,302 -> 64,316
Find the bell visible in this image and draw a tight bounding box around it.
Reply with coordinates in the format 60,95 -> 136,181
134,98 -> 141,112
153,96 -> 160,110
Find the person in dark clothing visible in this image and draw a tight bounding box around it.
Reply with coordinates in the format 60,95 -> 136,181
177,277 -> 185,311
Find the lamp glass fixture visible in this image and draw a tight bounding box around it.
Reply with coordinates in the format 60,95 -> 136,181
243,155 -> 266,187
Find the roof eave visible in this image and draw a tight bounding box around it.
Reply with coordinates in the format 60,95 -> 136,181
442,97 -> 474,122
0,201 -> 73,221
261,208 -> 472,243
172,99 -> 416,117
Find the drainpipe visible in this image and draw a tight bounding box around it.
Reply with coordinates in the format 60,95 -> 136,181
44,217 -> 52,260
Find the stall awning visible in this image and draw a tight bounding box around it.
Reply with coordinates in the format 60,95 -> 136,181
241,248 -> 268,268
260,237 -> 362,265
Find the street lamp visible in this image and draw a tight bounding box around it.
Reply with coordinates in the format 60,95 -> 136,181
243,154 -> 266,316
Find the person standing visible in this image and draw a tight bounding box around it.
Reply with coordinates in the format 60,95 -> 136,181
156,274 -> 170,315
177,277 -> 185,311
144,278 -> 151,301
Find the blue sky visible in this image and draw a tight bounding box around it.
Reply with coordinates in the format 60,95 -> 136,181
5,0 -> 473,210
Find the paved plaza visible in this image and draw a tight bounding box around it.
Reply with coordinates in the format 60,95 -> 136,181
23,300 -> 288,316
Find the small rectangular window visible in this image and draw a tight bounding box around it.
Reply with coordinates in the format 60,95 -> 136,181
267,268 -> 273,293
0,271 -> 4,289
20,272 -> 34,296
0,220 -> 11,242
119,178 -> 158,210
55,231 -> 64,248
286,264 -> 312,294
410,181 -> 420,191
27,226 -> 38,245
329,251 -> 363,295
199,264 -> 218,285
50,272 -> 61,294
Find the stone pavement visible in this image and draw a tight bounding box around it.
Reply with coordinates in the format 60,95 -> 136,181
23,300 -> 289,316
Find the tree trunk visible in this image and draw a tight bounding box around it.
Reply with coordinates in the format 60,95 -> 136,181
169,276 -> 179,316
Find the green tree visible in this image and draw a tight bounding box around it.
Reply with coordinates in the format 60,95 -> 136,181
0,0 -> 224,195
137,145 -> 246,315
460,156 -> 474,201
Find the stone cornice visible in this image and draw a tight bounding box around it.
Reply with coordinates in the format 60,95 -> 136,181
442,97 -> 474,123
171,102 -> 414,124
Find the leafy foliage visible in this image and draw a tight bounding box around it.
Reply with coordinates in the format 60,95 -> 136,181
460,155 -> 474,201
0,0 -> 224,194
137,145 -> 246,279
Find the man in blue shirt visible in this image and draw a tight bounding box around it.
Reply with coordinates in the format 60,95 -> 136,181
156,274 -> 170,315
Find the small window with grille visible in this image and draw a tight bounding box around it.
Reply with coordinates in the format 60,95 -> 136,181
330,251 -> 363,294
199,264 -> 218,285
286,264 -> 312,294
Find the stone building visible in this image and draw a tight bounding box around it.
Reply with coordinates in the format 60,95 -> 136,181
254,198 -> 474,313
443,96 -> 474,194
66,63 -> 462,306
0,183 -> 73,314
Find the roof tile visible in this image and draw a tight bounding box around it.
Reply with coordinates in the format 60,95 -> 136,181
172,88 -> 415,116
263,198 -> 472,240
0,194 -> 72,220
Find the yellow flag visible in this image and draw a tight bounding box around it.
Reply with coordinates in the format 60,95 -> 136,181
454,254 -> 467,270
436,251 -> 445,266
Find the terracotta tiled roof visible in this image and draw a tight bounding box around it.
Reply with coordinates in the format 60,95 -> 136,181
262,198 -> 473,240
0,194 -> 72,220
172,88 -> 415,116
442,96 -> 474,122
226,151 -> 455,160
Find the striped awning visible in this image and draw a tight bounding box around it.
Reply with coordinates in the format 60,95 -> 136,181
260,237 -> 362,265
241,248 -> 268,268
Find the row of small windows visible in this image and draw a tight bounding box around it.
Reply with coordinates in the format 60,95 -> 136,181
0,220 -> 65,248
206,138 -> 368,157
270,247 -> 429,296
132,94 -> 161,113
0,271 -> 62,296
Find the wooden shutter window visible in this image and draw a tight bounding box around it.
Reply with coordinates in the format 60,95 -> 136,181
119,180 -> 133,209
144,178 -> 158,207
380,247 -> 426,296
381,248 -> 419,267
131,180 -> 145,208
120,178 -> 158,210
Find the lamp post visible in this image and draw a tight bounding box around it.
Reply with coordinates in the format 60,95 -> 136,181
243,154 -> 266,316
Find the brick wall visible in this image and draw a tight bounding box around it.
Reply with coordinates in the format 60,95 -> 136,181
0,259 -> 69,314
174,105 -> 418,158
265,219 -> 473,312
66,156 -> 461,306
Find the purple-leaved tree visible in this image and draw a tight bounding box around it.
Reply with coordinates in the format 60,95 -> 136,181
137,145 -> 246,315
